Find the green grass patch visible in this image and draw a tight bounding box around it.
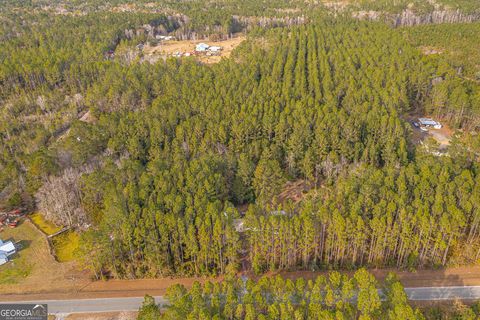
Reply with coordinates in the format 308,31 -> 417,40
0,260 -> 32,285
0,222 -> 38,285
51,231 -> 80,262
30,212 -> 62,235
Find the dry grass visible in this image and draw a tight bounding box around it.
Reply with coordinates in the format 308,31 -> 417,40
420,46 -> 444,55
30,212 -> 62,235
0,219 -> 90,295
52,230 -> 80,262
29,212 -> 80,262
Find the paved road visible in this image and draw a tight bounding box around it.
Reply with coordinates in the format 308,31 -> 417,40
0,296 -> 167,314
2,287 -> 480,314
405,286 -> 480,301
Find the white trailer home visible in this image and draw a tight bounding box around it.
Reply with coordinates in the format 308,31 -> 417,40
418,118 -> 442,129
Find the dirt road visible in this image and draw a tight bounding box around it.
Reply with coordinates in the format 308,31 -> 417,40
273,265 -> 480,287
2,266 -> 480,302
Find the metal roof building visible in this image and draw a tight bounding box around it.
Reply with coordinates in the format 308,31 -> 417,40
418,118 -> 442,129
196,43 -> 210,52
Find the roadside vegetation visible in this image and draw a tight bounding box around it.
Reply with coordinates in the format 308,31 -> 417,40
137,278 -> 480,320
139,269 -> 480,320
141,270 -> 423,319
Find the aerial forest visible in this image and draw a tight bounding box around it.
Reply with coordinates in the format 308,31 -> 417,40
1,0 -> 480,280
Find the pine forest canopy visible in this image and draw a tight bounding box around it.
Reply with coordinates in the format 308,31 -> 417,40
141,270 -> 480,320
1,0 -> 480,281
152,270 -> 425,320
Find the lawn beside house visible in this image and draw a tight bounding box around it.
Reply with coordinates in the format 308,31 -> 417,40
0,219 -> 89,294
0,221 -> 39,284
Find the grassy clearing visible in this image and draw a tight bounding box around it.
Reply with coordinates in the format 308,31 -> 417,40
51,230 -> 80,262
30,212 -> 62,235
0,259 -> 32,285
28,213 -> 79,262
0,221 -> 39,284
0,219 -> 89,294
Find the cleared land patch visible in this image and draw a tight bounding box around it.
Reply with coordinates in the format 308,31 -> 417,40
0,220 -> 88,293
141,36 -> 246,64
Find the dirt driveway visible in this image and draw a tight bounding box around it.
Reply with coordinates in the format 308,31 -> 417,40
428,128 -> 451,148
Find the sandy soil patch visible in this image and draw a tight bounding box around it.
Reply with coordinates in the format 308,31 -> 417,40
79,110 -> 96,124
142,36 -> 246,64
275,8 -> 302,14
428,126 -> 452,148
420,46 -> 444,55
322,1 -> 351,10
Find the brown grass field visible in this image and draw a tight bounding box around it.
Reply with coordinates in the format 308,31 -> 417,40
142,36 -> 246,64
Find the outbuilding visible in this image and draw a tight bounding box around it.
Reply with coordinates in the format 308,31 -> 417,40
209,46 -> 222,52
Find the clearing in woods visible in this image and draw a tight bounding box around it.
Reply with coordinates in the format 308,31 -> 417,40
142,36 -> 246,64
406,114 -> 453,148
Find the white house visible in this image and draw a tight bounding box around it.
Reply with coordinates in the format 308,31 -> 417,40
0,239 -> 16,265
195,43 -> 210,52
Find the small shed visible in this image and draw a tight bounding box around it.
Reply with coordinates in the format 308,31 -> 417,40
196,43 -> 210,52
209,46 -> 222,52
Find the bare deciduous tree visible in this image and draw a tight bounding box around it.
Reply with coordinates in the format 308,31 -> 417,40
36,166 -> 93,228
